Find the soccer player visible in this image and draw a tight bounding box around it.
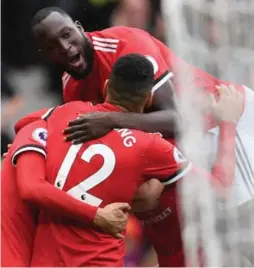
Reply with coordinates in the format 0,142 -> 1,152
1,115 -> 45,266
1,109 -> 130,267
30,6 -> 253,262
31,8 -> 253,210
31,6 -> 179,139
132,84 -> 244,267
30,54 -> 192,267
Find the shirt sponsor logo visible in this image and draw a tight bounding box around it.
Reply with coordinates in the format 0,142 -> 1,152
142,207 -> 172,225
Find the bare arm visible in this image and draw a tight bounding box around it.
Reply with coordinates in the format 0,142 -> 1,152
202,85 -> 243,192
64,81 -> 181,143
210,122 -> 236,188
108,80 -> 180,138
131,179 -> 164,213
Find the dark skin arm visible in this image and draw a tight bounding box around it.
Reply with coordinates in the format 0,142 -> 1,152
131,179 -> 164,213
64,80 -> 180,144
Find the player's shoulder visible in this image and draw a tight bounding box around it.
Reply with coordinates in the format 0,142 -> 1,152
141,131 -> 176,156
90,26 -> 139,37
89,26 -> 150,45
16,119 -> 47,140
115,128 -> 164,147
46,101 -> 95,129
11,119 -> 48,158
134,130 -> 164,142
51,101 -> 93,117
9,120 -> 48,166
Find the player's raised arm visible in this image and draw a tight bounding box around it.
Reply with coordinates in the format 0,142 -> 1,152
203,84 -> 243,191
142,85 -> 243,193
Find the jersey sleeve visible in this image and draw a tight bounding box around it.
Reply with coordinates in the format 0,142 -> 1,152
11,120 -> 47,166
16,152 -> 97,224
117,29 -> 173,94
143,133 -> 192,185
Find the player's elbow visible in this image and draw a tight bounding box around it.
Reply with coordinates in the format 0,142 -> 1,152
18,184 -> 38,203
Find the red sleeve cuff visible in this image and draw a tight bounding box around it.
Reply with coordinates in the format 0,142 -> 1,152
12,145 -> 46,166
152,71 -> 173,93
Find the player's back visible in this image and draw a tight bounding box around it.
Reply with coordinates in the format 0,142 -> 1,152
46,101 -> 148,205
32,101 -> 153,267
1,153 -> 38,266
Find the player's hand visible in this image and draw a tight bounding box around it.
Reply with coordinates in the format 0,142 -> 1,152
93,202 -> 131,239
3,144 -> 12,159
64,112 -> 115,144
210,84 -> 244,124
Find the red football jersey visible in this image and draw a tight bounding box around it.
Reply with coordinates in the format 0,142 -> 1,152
1,119 -> 47,266
62,26 -> 245,130
62,26 -> 173,103
31,101 -> 191,267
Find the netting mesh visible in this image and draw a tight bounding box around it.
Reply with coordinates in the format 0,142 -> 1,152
161,0 -> 254,266
162,0 -> 254,86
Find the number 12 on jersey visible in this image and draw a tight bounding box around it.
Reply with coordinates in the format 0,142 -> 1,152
54,144 -> 116,206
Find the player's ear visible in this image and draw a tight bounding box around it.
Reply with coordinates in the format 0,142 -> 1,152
145,92 -> 153,109
75,21 -> 84,32
103,79 -> 109,99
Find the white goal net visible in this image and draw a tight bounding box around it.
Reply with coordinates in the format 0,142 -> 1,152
161,0 -> 254,266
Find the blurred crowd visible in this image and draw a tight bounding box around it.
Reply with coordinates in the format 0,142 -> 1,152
1,0 -> 253,266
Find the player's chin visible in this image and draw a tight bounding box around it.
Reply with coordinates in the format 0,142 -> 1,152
67,65 -> 86,79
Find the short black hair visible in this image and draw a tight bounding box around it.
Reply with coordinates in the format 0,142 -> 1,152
108,54 -> 154,104
31,6 -> 70,28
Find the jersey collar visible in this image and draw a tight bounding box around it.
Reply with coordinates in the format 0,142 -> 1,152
99,102 -> 123,112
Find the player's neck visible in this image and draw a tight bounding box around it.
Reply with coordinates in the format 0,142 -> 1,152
106,100 -> 144,113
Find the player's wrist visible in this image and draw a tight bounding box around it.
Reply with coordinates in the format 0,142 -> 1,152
219,121 -> 237,135
93,208 -> 105,227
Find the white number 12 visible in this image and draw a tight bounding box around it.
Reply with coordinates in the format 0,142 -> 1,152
54,144 -> 116,206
